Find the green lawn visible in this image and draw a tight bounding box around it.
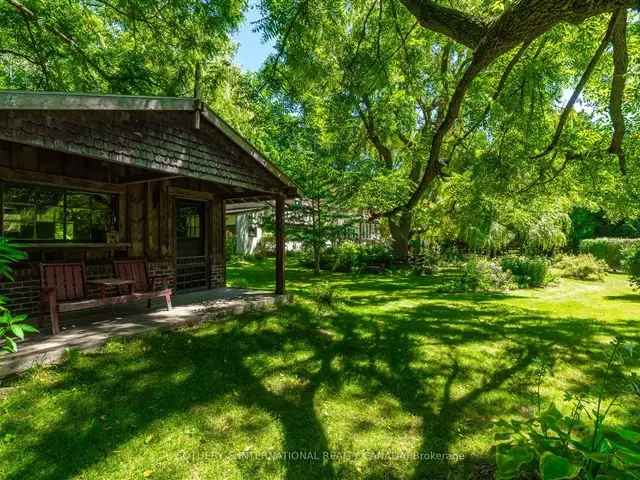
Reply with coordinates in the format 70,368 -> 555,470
0,258 -> 639,479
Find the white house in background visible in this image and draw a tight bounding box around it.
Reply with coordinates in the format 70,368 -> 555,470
226,200 -> 381,256
226,200 -> 268,256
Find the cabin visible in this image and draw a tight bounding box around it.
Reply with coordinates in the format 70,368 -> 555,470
0,91 -> 297,333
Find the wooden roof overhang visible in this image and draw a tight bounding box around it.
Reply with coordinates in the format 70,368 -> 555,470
0,91 -> 298,200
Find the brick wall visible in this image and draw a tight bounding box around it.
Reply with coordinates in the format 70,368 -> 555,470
0,264 -> 40,318
210,260 -> 226,288
148,260 -> 177,290
0,261 -> 178,328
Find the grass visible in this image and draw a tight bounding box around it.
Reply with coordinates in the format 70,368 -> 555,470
0,257 -> 639,479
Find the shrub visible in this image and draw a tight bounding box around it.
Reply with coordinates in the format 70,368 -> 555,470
309,282 -> 338,308
302,242 -> 395,273
501,256 -> 550,288
624,245 -> 640,290
458,257 -> 515,292
332,241 -> 360,272
579,237 -> 640,271
554,254 -> 608,281
410,250 -> 440,276
0,238 -> 37,353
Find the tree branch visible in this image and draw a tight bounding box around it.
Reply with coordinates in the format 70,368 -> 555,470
357,100 -> 394,169
400,0 -> 637,59
397,0 -> 487,49
381,0 -> 638,217
453,39 -> 532,150
608,8 -> 628,174
533,12 -> 617,159
382,48 -> 493,216
0,48 -> 37,65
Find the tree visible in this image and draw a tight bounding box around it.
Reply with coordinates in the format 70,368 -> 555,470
391,0 -> 637,213
259,0 -> 639,223
258,0 -> 466,259
245,81 -> 361,273
0,0 -> 245,97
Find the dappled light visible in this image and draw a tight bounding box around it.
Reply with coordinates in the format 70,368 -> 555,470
1,259 -> 638,479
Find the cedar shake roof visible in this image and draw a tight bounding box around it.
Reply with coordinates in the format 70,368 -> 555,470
0,91 -> 297,197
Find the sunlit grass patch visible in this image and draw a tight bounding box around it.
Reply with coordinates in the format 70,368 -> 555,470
0,258 -> 638,479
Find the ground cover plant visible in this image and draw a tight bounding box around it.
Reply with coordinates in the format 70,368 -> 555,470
0,257 -> 638,479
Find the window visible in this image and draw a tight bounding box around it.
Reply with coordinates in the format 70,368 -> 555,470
176,204 -> 202,240
1,183 -> 116,243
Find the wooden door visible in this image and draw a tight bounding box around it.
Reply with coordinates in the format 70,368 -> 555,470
176,200 -> 207,290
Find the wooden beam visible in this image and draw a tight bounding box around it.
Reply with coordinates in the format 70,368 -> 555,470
275,194 -> 286,295
118,175 -> 183,185
167,186 -> 218,201
220,199 -> 226,287
0,166 -> 125,193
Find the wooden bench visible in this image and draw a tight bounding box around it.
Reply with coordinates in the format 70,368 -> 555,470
113,259 -> 173,309
40,261 -> 173,335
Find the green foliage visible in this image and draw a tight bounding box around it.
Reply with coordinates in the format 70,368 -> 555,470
458,257 -> 516,292
302,241 -> 394,273
524,213 -> 571,255
410,250 -> 440,276
501,256 -> 551,288
579,238 -> 640,271
0,0 -> 244,97
335,242 -> 394,273
0,237 -> 26,280
568,208 -> 640,251
463,221 -> 515,256
309,281 -> 338,309
0,238 -> 37,353
554,254 -> 608,281
495,340 -> 640,480
624,245 -> 640,290
0,307 -> 38,353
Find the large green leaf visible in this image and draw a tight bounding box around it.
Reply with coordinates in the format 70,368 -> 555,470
9,324 -> 24,340
496,445 -> 535,479
17,324 -> 39,334
606,428 -> 640,445
539,452 -> 581,480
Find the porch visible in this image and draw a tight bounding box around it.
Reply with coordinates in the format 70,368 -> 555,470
0,287 -> 291,378
0,91 -> 297,336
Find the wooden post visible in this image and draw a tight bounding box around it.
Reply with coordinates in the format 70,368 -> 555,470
194,62 -> 202,99
275,194 -> 285,295
193,62 -> 202,129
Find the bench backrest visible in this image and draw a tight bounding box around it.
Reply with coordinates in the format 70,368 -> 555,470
40,263 -> 87,301
114,259 -> 149,292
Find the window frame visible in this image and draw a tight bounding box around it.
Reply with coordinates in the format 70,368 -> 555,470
0,181 -> 118,244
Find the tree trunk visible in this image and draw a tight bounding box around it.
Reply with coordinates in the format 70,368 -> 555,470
313,243 -> 321,275
388,208 -> 413,262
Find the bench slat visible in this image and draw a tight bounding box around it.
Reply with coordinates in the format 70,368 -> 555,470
58,290 -> 173,312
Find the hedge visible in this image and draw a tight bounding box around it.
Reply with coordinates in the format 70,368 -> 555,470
579,238 -> 640,270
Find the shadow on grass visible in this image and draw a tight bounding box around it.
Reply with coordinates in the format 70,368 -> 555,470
605,294 -> 640,302
3,285 -> 638,480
